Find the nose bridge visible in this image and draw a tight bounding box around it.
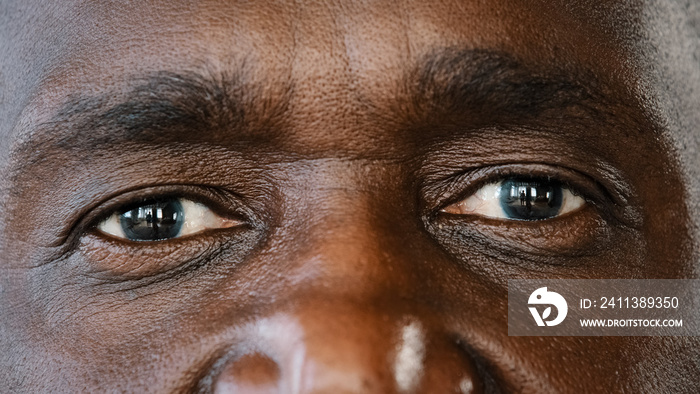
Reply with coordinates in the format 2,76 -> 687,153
280,159 -> 423,299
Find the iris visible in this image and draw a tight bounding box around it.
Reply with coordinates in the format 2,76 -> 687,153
499,178 -> 563,220
119,199 -> 185,241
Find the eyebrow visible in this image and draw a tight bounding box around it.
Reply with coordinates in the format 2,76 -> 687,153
397,47 -> 609,128
29,69 -> 289,155
16,47 -> 615,168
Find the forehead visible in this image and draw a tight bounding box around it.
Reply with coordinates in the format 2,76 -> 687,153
2,0 -> 636,126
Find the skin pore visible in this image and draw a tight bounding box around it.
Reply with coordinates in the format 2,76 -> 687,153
0,1 -> 699,392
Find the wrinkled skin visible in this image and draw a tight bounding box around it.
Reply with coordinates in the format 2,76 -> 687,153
1,1 -> 699,392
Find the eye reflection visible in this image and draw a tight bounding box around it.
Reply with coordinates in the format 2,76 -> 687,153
120,199 -> 184,241
98,198 -> 242,241
442,178 -> 585,220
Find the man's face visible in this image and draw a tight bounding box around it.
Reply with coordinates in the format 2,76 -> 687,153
1,1 -> 698,392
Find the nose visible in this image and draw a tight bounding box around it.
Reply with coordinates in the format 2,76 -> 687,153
208,304 -> 484,393
206,165 -> 486,392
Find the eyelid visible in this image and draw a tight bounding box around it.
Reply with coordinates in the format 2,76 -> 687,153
74,187 -> 262,282
424,165 -> 622,262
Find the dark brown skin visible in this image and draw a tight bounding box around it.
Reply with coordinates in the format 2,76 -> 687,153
1,1 -> 699,392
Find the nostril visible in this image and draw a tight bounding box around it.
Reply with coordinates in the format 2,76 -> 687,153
213,352 -> 281,394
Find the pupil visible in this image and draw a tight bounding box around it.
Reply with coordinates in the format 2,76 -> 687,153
119,199 -> 184,241
499,178 -> 563,220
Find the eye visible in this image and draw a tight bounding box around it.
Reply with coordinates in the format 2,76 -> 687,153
441,177 -> 585,220
97,197 -> 242,242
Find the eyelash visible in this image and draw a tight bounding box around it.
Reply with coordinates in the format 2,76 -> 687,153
441,178 -> 586,220
97,197 -> 243,242
431,164 -> 607,219
77,186 -> 245,240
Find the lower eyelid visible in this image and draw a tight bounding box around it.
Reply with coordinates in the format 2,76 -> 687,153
433,204 -> 612,261
79,231 -> 225,280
